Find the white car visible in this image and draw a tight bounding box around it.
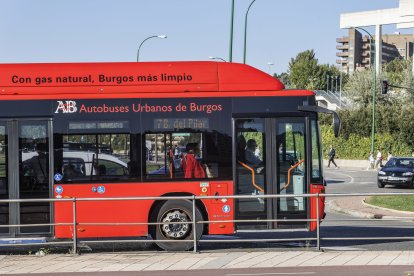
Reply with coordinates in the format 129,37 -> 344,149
22,150 -> 128,181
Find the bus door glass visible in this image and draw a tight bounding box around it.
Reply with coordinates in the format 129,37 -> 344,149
0,123 -> 8,234
235,119 -> 267,225
235,118 -> 307,229
276,118 -> 307,224
19,121 -> 51,234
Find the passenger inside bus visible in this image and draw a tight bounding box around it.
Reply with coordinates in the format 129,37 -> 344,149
127,161 -> 140,177
26,142 -> 49,187
95,164 -> 106,179
245,139 -> 262,166
63,164 -> 77,182
237,135 -> 247,163
181,143 -> 206,178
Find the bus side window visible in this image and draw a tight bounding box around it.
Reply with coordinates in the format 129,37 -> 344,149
56,133 -> 131,184
144,131 -> 232,181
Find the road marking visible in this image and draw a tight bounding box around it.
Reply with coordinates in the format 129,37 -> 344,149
226,273 -> 315,276
326,171 -> 354,184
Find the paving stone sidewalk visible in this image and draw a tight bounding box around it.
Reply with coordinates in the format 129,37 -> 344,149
0,251 -> 414,274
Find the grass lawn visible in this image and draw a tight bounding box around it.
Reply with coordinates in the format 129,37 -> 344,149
365,195 -> 414,212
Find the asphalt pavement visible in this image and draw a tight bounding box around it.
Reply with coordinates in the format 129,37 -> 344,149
325,165 -> 414,220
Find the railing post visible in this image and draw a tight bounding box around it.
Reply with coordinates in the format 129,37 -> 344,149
316,193 -> 321,251
72,198 -> 78,255
192,195 -> 198,253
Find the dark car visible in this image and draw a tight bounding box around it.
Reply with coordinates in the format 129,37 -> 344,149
377,157 -> 414,188
147,159 -> 183,176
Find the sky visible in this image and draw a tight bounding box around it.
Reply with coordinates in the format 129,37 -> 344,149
0,0 -> 412,75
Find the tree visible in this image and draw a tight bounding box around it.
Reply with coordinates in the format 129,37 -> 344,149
273,72 -> 290,87
287,50 -> 343,91
288,50 -> 325,90
343,68 -> 375,106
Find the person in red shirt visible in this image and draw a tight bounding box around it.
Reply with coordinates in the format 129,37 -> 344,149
181,143 -> 206,178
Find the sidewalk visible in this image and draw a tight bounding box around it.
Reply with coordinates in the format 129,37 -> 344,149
0,250 -> 414,273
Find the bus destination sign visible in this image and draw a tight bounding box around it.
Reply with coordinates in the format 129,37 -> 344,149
154,118 -> 209,130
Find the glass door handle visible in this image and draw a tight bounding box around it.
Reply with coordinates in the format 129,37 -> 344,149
281,159 -> 304,191
238,161 -> 264,193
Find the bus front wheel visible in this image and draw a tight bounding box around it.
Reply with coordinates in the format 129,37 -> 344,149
155,199 -> 203,251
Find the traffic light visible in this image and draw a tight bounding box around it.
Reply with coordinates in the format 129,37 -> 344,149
381,80 -> 389,94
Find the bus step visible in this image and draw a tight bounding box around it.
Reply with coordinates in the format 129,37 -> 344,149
0,237 -> 47,244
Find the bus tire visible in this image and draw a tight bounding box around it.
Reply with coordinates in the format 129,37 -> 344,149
155,199 -> 203,251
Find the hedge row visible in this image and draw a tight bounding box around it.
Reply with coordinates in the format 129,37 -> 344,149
321,124 -> 413,160
319,103 -> 414,159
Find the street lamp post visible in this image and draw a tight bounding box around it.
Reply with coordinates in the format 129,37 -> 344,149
267,62 -> 274,75
355,27 -> 376,153
243,0 -> 257,64
339,71 -> 342,107
326,75 -> 330,92
209,56 -> 227,62
335,76 -> 339,92
137,35 -> 167,62
229,0 -> 235,62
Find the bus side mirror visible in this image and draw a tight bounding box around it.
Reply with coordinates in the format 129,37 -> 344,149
332,111 -> 340,138
298,105 -> 341,138
381,80 -> 389,94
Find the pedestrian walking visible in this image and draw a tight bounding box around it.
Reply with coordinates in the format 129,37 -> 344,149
387,151 -> 393,162
367,152 -> 375,170
375,149 -> 382,169
327,144 -> 339,168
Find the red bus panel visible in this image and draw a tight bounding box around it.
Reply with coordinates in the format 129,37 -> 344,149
54,181 -> 234,238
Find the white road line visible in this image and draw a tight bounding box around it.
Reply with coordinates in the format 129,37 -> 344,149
325,171 -> 354,184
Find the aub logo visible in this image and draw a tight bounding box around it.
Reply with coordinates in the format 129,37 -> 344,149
55,101 -> 77,113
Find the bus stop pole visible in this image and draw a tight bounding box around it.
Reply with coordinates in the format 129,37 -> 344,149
72,198 -> 78,255
316,193 -> 321,251
192,196 -> 198,253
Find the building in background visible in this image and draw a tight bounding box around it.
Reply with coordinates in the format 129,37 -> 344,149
336,29 -> 413,73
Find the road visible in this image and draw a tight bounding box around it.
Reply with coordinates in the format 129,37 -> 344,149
324,167 -> 412,193
322,167 -> 414,251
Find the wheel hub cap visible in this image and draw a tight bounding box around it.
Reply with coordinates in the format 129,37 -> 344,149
161,209 -> 190,239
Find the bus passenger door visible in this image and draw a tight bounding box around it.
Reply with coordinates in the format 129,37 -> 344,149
0,122 -> 8,235
275,118 -> 307,228
234,118 -> 307,230
0,119 -> 52,237
234,119 -> 267,229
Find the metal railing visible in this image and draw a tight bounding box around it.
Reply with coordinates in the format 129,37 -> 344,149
0,192 -> 413,253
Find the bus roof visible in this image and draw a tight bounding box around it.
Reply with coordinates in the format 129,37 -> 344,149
0,61 -> 314,99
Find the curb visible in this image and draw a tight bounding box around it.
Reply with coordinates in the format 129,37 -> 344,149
325,199 -> 377,219
362,197 -> 414,219
327,198 -> 414,220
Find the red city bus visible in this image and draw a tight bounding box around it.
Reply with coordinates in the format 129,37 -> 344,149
0,61 -> 339,251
